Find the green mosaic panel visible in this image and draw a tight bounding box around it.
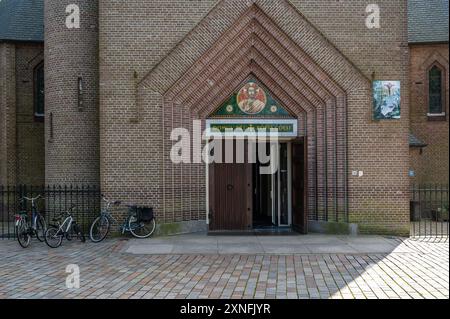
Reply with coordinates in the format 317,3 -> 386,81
210,79 -> 292,118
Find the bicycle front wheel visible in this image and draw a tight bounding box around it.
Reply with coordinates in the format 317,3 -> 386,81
129,217 -> 156,239
44,227 -> 63,248
89,215 -> 110,242
16,220 -> 31,248
35,214 -> 47,242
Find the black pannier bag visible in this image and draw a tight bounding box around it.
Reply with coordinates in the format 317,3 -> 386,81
138,206 -> 154,222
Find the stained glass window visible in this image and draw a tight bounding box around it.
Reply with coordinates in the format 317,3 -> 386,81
429,66 -> 443,114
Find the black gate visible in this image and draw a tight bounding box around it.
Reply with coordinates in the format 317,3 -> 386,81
0,185 -> 100,239
410,184 -> 449,241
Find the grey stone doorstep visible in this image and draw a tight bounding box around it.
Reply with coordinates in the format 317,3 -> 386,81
123,234 -> 416,255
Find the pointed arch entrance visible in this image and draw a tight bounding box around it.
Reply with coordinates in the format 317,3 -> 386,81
138,1 -> 370,232
204,77 -> 306,232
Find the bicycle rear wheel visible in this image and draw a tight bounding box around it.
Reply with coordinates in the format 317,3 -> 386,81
129,216 -> 156,238
89,215 -> 110,242
44,227 -> 63,248
16,220 -> 31,248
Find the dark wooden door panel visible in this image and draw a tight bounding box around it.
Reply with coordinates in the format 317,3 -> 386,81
210,163 -> 252,230
209,140 -> 252,231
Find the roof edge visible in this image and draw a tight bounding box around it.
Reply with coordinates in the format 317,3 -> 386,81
409,40 -> 449,45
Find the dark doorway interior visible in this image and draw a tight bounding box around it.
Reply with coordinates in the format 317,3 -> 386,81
252,142 -> 273,228
252,161 -> 272,227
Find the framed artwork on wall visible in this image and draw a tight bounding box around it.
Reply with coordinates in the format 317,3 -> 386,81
373,80 -> 401,119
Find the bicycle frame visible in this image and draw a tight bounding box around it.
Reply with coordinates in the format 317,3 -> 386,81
100,210 -> 135,234
99,197 -> 122,229
98,197 -> 139,234
102,210 -> 118,224
90,195 -> 155,240
120,214 -> 137,234
14,195 -> 43,232
54,215 -> 74,236
22,195 -> 41,230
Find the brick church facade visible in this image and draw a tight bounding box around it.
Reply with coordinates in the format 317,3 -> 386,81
1,0 -> 448,236
408,1 -> 449,185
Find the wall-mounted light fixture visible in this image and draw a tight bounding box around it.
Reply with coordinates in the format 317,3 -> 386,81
78,76 -> 84,111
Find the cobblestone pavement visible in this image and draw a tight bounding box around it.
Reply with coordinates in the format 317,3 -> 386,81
0,236 -> 448,299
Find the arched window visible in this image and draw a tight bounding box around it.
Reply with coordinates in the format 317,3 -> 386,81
428,65 -> 444,115
34,62 -> 45,118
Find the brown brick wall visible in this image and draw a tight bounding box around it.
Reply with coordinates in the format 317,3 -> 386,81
142,4 -> 351,225
98,0 -> 410,235
409,43 -> 449,185
44,0 -> 100,186
98,0 -> 217,218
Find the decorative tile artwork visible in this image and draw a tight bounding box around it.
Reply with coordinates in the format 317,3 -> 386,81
210,79 -> 292,118
373,80 -> 401,119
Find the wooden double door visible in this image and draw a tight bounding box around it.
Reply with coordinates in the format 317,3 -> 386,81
208,138 -> 308,233
208,139 -> 252,231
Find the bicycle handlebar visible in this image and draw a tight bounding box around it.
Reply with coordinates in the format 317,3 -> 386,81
22,194 -> 42,202
101,195 -> 121,207
56,205 -> 76,217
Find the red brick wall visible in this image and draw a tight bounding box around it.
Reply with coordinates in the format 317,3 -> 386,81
0,42 -> 45,186
0,42 -> 45,185
409,43 -> 449,185
0,43 -> 17,185
15,43 -> 45,185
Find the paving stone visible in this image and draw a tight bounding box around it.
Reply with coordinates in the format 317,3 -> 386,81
0,237 -> 447,299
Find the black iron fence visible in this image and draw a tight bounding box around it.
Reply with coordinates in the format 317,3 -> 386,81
0,185 -> 100,239
1,184 -> 448,240
410,184 -> 449,240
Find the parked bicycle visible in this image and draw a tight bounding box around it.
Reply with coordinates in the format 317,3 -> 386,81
89,195 -> 156,242
14,195 -> 47,248
44,205 -> 86,248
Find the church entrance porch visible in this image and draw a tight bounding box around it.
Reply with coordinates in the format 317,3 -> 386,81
207,138 -> 307,234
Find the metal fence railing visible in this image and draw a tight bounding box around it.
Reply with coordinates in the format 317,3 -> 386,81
410,184 -> 449,240
2,184 -> 448,240
0,185 -> 100,239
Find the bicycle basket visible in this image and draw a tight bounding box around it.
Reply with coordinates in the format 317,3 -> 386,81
137,207 -> 154,222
